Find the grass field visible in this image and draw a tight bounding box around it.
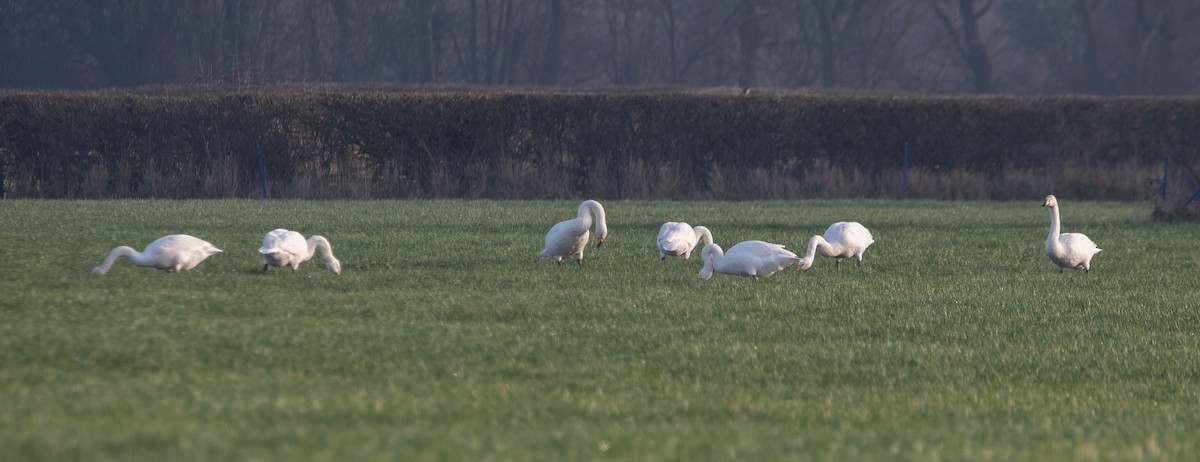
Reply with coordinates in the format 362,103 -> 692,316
1,198 -> 1198,461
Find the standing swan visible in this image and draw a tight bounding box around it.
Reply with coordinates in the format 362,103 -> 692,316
657,222 -> 713,260
92,234 -> 223,275
699,241 -> 799,280
258,229 -> 342,275
540,200 -> 608,266
1043,195 -> 1101,273
795,222 -> 875,270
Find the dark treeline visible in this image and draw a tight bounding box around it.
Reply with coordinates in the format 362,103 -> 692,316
3,88 -> 1198,209
2,0 -> 1200,94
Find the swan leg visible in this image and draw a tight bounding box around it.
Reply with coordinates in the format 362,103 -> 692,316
262,264 -> 269,273
855,256 -> 863,268
834,259 -> 842,270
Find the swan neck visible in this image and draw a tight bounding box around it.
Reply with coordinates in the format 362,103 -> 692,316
797,235 -> 822,269
693,226 -> 713,247
579,200 -> 607,238
699,243 -> 722,280
805,236 -> 823,260
1047,204 -> 1061,242
307,236 -> 333,260
96,246 -> 140,273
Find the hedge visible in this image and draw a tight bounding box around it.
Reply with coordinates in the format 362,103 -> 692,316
2,87 -> 1198,201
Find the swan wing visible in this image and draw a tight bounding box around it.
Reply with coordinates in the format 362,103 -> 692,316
825,222 -> 874,252
260,229 -> 308,266
723,241 -> 799,278
657,222 -> 695,255
150,235 -> 221,271
1059,233 -> 1101,256
258,229 -> 289,253
728,240 -> 795,259
277,231 -> 310,260
541,219 -> 589,259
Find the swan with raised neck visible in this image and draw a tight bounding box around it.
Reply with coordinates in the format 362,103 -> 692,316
1042,195 -> 1101,273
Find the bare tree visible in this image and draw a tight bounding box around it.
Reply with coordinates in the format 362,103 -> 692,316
736,0 -> 766,87
934,0 -> 994,93
536,0 -> 569,84
808,0 -> 864,87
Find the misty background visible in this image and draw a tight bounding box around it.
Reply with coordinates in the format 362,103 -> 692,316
2,0 -> 1199,94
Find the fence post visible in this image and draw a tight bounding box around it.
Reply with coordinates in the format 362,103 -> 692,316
902,142 -> 909,198
1160,156 -> 1168,205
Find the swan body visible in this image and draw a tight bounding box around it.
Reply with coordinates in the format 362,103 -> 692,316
92,234 -> 223,275
540,200 -> 608,266
1043,195 -> 1101,273
657,222 -> 713,260
795,222 -> 875,270
258,229 -> 342,275
699,240 -> 799,280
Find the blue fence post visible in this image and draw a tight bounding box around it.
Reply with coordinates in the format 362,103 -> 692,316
257,144 -> 269,199
902,142 -> 909,198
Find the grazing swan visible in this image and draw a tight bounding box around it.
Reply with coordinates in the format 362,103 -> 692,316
258,229 -> 342,275
795,222 -> 875,270
1043,195 -> 1101,273
540,200 -> 608,266
92,234 -> 222,275
699,241 -> 799,281
657,222 -> 713,260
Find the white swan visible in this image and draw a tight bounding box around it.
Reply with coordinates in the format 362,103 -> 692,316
698,240 -> 799,280
258,229 -> 342,275
540,200 -> 608,266
92,234 -> 223,275
1043,195 -> 1101,273
795,222 -> 875,270
657,222 -> 713,260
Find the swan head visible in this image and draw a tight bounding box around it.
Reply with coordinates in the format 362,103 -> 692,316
595,220 -> 608,248
1043,195 -> 1057,208
325,256 -> 343,275
697,243 -> 721,281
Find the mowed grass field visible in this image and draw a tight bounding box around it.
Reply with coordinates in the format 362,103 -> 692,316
1,199 -> 1198,461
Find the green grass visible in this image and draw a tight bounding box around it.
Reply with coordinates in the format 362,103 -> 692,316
1,199 -> 1198,461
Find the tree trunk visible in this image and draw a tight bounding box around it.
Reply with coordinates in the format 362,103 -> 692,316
538,0 -> 568,84
737,0 -> 766,87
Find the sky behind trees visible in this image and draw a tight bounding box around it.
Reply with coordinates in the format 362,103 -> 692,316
2,0 -> 1199,94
